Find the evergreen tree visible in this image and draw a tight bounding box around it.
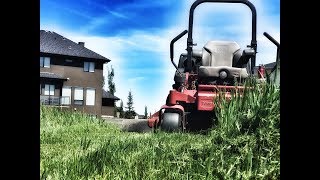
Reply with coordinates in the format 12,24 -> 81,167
108,66 -> 116,95
125,90 -> 135,119
107,66 -> 116,116
119,100 -> 124,118
144,106 -> 148,119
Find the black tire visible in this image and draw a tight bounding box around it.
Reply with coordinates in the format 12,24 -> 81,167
161,113 -> 181,132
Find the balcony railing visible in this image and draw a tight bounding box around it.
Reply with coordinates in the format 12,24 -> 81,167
40,95 -> 71,106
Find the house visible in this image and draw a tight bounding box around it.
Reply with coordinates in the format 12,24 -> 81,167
134,114 -> 146,119
253,62 -> 277,77
264,61 -> 280,86
253,61 -> 280,86
102,90 -> 120,118
263,62 -> 277,75
40,30 -> 119,117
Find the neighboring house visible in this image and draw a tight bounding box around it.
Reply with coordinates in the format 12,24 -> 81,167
253,61 -> 279,86
253,62 -> 277,77
101,90 -> 120,118
263,62 -> 277,75
134,114 -> 146,119
40,30 -> 118,117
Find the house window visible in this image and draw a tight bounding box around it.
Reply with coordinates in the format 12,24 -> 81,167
61,86 -> 72,105
44,84 -> 54,95
84,62 -> 95,72
86,88 -> 96,106
40,57 -> 50,68
74,87 -> 83,105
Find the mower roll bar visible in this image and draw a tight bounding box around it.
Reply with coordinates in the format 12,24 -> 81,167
170,30 -> 188,76
186,0 -> 257,74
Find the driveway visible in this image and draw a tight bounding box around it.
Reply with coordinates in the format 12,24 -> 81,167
105,118 -> 153,133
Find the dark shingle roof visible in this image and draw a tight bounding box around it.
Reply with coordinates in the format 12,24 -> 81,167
102,90 -> 120,100
40,30 -> 110,62
254,62 -> 277,69
264,62 -> 276,69
40,72 -> 67,80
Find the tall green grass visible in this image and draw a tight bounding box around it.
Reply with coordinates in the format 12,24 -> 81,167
40,79 -> 279,179
213,78 -> 280,179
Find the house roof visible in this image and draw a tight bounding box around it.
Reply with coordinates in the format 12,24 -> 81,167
254,62 -> 277,70
264,62 -> 277,69
40,72 -> 67,80
40,30 -> 110,62
102,90 -> 120,100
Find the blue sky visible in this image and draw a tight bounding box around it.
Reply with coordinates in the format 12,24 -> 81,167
40,0 -> 280,115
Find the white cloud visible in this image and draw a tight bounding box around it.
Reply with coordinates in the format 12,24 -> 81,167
106,10 -> 129,19
128,77 -> 145,84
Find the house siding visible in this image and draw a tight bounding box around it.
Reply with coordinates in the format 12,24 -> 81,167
101,106 -> 115,117
101,98 -> 117,117
40,54 -> 104,117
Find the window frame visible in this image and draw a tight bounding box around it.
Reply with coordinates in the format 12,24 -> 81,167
86,88 -> 96,106
73,87 -> 84,105
84,61 -> 95,72
44,84 -> 55,96
40,57 -> 50,68
61,86 -> 72,105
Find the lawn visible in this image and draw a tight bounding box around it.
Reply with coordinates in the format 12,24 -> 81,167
40,79 -> 280,179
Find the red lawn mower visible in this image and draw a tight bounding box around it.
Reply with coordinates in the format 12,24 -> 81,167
148,0 -> 278,132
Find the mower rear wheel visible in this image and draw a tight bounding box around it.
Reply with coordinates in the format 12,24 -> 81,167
161,113 -> 181,132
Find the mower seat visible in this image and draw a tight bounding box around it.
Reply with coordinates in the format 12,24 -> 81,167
198,41 -> 249,79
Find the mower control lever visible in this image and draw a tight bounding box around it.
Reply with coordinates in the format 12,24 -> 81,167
170,30 -> 188,76
263,32 -> 280,79
263,32 -> 279,48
